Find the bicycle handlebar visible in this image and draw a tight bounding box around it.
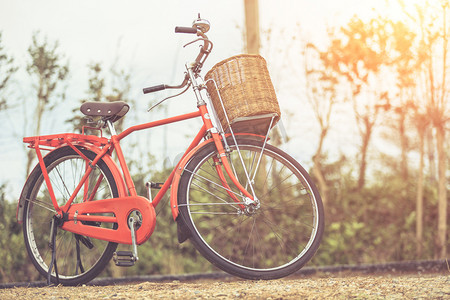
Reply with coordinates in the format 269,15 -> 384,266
143,74 -> 190,95
143,84 -> 166,94
143,18 -> 213,95
175,26 -> 197,34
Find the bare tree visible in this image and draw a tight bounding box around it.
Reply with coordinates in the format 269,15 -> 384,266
413,112 -> 429,257
303,41 -> 341,206
320,16 -> 390,191
388,19 -> 421,180
413,0 -> 449,259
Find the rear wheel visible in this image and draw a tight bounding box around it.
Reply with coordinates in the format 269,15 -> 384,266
22,146 -> 118,285
177,138 -> 324,279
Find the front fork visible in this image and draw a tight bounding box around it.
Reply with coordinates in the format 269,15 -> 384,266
186,62 -> 259,210
212,154 -> 261,215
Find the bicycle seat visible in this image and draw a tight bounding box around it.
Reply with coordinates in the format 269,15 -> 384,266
80,101 -> 130,123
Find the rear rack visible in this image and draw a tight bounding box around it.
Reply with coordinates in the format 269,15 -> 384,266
23,133 -> 109,150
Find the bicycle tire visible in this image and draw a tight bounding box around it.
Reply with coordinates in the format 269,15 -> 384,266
22,146 -> 119,285
177,138 -> 324,279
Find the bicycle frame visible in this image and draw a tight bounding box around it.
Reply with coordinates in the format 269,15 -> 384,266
17,20 -> 262,247
18,99 -> 261,245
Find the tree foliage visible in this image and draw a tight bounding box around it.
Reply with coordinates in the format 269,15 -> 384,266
67,62 -> 131,134
25,32 -> 69,175
0,185 -> 29,283
307,1 -> 449,264
0,32 -> 17,111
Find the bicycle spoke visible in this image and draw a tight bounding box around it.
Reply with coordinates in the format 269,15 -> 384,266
27,197 -> 56,213
259,169 -> 295,200
259,216 -> 300,256
184,168 -> 245,199
190,211 -> 241,215
242,217 -> 257,266
23,148 -> 118,285
208,215 -> 253,249
180,140 -> 323,274
190,179 -> 240,208
54,166 -> 72,202
260,190 -> 310,210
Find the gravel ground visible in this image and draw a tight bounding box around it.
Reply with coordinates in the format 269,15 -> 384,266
1,273 -> 448,299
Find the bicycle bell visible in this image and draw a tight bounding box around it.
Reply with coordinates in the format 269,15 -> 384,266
193,14 -> 210,33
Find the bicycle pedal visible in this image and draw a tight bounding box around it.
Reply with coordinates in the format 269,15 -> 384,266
113,251 -> 137,267
146,182 -> 163,203
146,182 -> 164,190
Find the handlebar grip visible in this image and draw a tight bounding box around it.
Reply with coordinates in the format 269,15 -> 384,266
143,84 -> 166,94
175,26 -> 197,34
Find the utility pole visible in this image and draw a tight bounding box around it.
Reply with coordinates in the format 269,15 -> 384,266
244,0 -> 260,54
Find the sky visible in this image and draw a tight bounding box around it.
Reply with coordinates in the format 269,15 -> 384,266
0,0 -> 396,198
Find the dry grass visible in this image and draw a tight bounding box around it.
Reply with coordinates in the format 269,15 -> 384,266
1,273 -> 448,299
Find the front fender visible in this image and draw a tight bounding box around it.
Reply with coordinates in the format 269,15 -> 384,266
16,144 -> 127,223
170,138 -> 214,220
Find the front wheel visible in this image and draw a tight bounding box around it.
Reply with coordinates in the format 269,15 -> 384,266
177,138 -> 324,280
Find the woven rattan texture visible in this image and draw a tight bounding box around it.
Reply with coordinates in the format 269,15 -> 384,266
205,54 -> 280,131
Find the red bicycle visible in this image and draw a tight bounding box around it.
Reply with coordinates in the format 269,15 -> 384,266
17,16 -> 324,285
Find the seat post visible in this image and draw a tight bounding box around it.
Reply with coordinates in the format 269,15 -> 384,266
106,120 -> 117,136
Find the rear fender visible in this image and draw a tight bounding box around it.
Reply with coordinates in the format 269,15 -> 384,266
16,144 -> 127,223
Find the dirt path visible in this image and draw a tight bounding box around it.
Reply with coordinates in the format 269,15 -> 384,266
1,273 -> 448,299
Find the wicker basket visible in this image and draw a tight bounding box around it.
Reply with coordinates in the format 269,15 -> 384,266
205,54 -> 280,135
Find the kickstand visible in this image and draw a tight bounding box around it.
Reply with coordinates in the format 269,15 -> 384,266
47,216 -> 60,286
75,234 -> 85,275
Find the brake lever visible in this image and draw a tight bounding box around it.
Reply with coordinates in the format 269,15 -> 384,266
183,38 -> 212,49
147,83 -> 191,112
